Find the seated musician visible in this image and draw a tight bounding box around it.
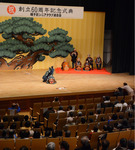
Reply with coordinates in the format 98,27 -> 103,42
75,58 -> 82,70
95,55 -> 102,70
86,54 -> 93,70
83,60 -> 91,71
61,59 -> 69,71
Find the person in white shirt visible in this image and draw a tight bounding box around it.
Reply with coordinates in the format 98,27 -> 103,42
115,99 -> 128,111
121,83 -> 134,97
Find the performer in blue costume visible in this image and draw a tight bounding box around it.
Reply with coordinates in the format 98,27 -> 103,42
42,66 -> 56,84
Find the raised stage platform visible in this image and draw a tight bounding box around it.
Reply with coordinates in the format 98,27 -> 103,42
0,69 -> 134,110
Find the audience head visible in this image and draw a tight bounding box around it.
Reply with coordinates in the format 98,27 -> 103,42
105,96 -> 110,101
123,83 -> 127,86
24,115 -> 29,121
0,123 -> 4,129
117,123 -> 123,131
13,116 -> 19,121
65,130 -> 71,137
93,125 -> 98,132
54,97 -> 59,102
97,109 -> 101,114
46,142 -> 55,150
79,105 -> 83,110
69,112 -> 74,117
101,117 -> 106,122
89,111 -> 94,115
3,116 -> 8,122
11,103 -> 17,108
57,130 -> 63,137
112,114 -> 118,120
78,111 -> 82,117
121,99 -> 125,104
59,141 -> 69,150
45,130 -> 51,137
128,112 -> 133,118
107,125 -> 113,132
122,119 -> 128,128
20,130 -> 29,139
67,117 -> 73,124
25,121 -> 31,127
52,130 -> 58,138
48,107 -> 53,111
128,140 -> 134,150
10,123 -> 16,129
89,118 -> 93,123
20,146 -> 28,150
119,115 -> 124,120
59,106 -> 63,111
81,136 -> 91,149
34,121 -> 40,128
33,130 -> 40,138
67,105 -> 72,111
120,138 -> 127,148
101,140 -> 110,150
9,130 -> 14,138
103,125 -> 108,131
81,117 -> 86,124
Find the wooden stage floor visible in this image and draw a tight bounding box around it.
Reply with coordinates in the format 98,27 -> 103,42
0,69 -> 134,99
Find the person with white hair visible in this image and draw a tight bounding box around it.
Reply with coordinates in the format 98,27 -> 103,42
46,142 -> 55,150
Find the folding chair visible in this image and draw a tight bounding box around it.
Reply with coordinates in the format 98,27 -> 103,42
31,138 -> 46,150
47,137 -> 60,150
106,132 -> 119,150
15,139 -> 31,150
0,139 -> 14,150
63,137 -> 77,149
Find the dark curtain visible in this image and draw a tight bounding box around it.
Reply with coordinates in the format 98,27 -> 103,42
112,0 -> 134,75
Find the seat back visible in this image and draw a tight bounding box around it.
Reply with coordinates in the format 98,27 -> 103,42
47,138 -> 60,150
42,102 -> 51,107
90,132 -> 102,149
69,99 -> 77,105
15,138 -> 31,150
117,130 -> 131,143
77,124 -> 88,135
78,99 -> 85,105
58,112 -> 67,119
0,109 -> 6,117
57,118 -> 67,130
63,137 -> 77,150
106,132 -> 119,149
48,113 -> 58,128
129,130 -> 135,140
88,122 -> 98,131
0,139 -> 14,150
68,125 -> 77,137
33,103 -> 42,117
93,97 -> 101,103
60,100 -> 69,106
86,103 -> 95,110
86,98 -> 93,104
31,138 -> 46,150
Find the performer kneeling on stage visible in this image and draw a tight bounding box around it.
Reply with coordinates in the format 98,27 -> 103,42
95,55 -> 102,70
83,60 -> 91,71
86,54 -> 93,70
42,66 -> 56,84
75,58 -> 82,70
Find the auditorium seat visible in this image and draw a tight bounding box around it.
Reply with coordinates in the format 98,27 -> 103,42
88,122 -> 98,132
97,114 -> 106,122
60,100 -> 69,106
77,124 -> 88,135
58,112 -> 67,119
31,138 -> 46,150
15,139 -> 31,150
42,102 -> 51,108
0,139 -> 14,150
44,113 -> 57,128
52,101 -> 60,107
117,130 -> 131,143
32,102 -> 42,117
69,99 -> 77,105
87,115 -> 96,122
63,137 -> 77,149
98,121 -> 108,130
78,99 -> 86,105
86,98 -> 93,104
86,103 -> 95,110
9,121 -> 21,129
129,130 -> 135,141
53,118 -> 67,130
93,97 -> 101,103
67,125 -> 77,137
106,132 -> 119,150
87,109 -> 96,116
104,107 -> 113,114
0,122 -> 8,129
0,109 -> 6,117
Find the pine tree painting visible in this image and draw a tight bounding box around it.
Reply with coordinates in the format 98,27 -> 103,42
0,17 -> 74,70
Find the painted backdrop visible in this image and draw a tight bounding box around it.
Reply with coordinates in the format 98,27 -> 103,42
0,11 -> 105,70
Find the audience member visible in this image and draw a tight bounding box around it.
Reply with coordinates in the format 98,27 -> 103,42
43,107 -> 55,119
20,146 -> 28,150
33,130 -> 40,138
25,121 -> 31,128
46,142 -> 55,150
59,141 -> 69,150
8,130 -> 14,138
112,114 -> 118,120
108,116 -> 113,124
52,130 -> 58,138
101,140 -> 110,150
24,115 -> 29,121
67,105 -> 74,116
115,99 -> 128,111
34,121 -> 40,128
121,83 -> 134,97
10,123 -> 16,129
45,130 -> 51,137
8,103 -> 21,113
65,130 -> 71,137
107,125 -> 114,132
53,97 -> 60,104
75,136 -> 91,150
114,138 -> 127,150
80,118 -> 86,124
127,140 -> 135,150
57,106 -> 65,114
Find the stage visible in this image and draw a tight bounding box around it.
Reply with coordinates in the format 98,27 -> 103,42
0,69 -> 134,99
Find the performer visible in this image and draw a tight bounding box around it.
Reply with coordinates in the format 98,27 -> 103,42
86,54 -> 93,70
83,60 -> 91,71
75,58 -> 82,70
95,55 -> 102,70
42,66 -> 56,84
70,49 -> 78,68
61,59 -> 69,71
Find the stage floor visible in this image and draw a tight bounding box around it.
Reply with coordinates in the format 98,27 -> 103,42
0,69 -> 134,99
